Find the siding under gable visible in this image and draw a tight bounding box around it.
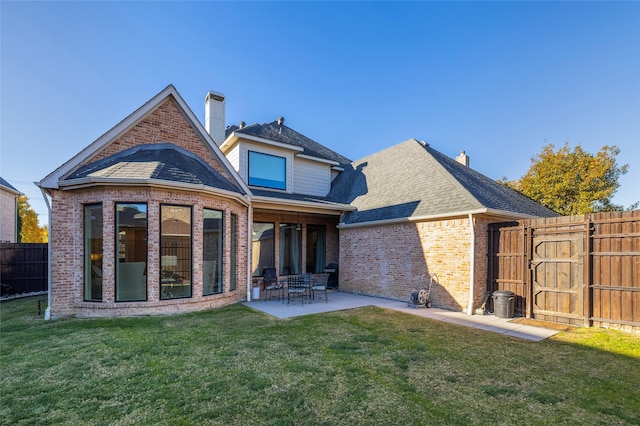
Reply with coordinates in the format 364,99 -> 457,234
226,144 -> 240,173
294,157 -> 331,196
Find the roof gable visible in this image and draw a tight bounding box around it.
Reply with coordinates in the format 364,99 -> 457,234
39,85 -> 250,195
228,121 -> 351,165
329,139 -> 557,224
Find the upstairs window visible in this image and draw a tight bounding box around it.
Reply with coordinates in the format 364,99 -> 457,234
248,151 -> 286,190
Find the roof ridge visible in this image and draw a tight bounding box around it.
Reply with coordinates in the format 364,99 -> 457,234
421,142 -> 484,209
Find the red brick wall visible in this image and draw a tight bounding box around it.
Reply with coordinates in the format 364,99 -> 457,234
339,216 -> 490,312
49,186 -> 248,318
85,97 -> 235,184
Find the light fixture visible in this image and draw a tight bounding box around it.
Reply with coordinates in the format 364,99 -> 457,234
296,212 -> 301,231
161,255 -> 178,267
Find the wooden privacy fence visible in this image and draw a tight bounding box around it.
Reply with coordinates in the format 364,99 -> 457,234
488,210 -> 640,332
0,243 -> 48,297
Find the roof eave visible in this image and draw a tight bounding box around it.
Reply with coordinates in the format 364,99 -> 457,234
0,185 -> 21,196
58,177 -> 250,206
251,195 -> 355,215
221,132 -> 304,153
337,208 -> 549,229
296,153 -> 339,166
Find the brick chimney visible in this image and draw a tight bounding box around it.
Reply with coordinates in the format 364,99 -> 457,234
456,151 -> 470,167
204,91 -> 225,146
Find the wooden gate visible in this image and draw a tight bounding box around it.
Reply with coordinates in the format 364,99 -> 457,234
529,218 -> 586,325
488,211 -> 640,332
487,222 -> 527,316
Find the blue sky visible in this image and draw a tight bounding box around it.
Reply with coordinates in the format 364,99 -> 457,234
2,1 -> 639,224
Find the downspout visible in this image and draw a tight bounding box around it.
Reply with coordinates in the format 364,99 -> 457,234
40,188 -> 52,320
467,213 -> 475,315
246,202 -> 253,301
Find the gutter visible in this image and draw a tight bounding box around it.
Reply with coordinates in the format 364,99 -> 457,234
221,132 -> 304,153
39,187 -> 52,320
467,213 -> 475,316
58,178 -> 251,207
251,195 -> 355,214
337,207 -> 544,229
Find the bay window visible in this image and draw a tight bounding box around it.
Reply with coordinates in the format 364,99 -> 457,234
160,205 -> 192,300
116,203 -> 147,302
84,204 -> 103,301
203,209 -> 223,295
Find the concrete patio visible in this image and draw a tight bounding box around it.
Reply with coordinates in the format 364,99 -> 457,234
243,291 -> 559,342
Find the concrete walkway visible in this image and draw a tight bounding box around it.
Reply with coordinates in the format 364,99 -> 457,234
243,291 -> 559,342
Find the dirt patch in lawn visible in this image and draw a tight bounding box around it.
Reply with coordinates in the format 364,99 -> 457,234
510,317 -> 577,332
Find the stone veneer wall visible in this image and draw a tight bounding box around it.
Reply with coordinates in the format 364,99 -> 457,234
339,216 -> 489,312
49,186 -> 248,318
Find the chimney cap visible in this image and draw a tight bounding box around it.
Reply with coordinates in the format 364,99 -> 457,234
277,116 -> 285,125
205,91 -> 225,102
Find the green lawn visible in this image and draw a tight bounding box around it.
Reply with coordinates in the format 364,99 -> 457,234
1,296 -> 639,425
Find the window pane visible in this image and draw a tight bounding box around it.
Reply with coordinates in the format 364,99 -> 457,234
252,222 -> 274,276
84,204 -> 103,301
230,213 -> 238,291
203,209 -> 223,295
160,205 -> 192,300
116,203 -> 147,302
279,224 -> 301,275
306,225 -> 326,273
248,151 -> 286,190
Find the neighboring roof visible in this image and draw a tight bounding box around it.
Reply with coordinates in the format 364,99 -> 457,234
226,121 -> 351,165
64,143 -> 243,194
0,177 -> 20,194
38,85 -> 250,196
328,138 -> 558,225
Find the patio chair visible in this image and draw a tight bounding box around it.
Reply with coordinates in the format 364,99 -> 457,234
310,273 -> 329,303
262,268 -> 282,301
287,275 -> 307,305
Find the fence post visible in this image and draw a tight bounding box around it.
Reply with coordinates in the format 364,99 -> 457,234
583,215 -> 592,327
524,222 -> 533,319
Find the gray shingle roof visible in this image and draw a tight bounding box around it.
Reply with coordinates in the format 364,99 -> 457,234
328,139 -> 557,224
227,121 -> 351,165
66,143 -> 243,193
250,188 -> 352,210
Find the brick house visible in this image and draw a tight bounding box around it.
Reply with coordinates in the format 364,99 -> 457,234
0,177 -> 21,243
328,140 -> 556,312
38,85 -> 555,318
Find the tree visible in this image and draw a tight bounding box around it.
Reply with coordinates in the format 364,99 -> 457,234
17,195 -> 48,243
514,142 -> 629,216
